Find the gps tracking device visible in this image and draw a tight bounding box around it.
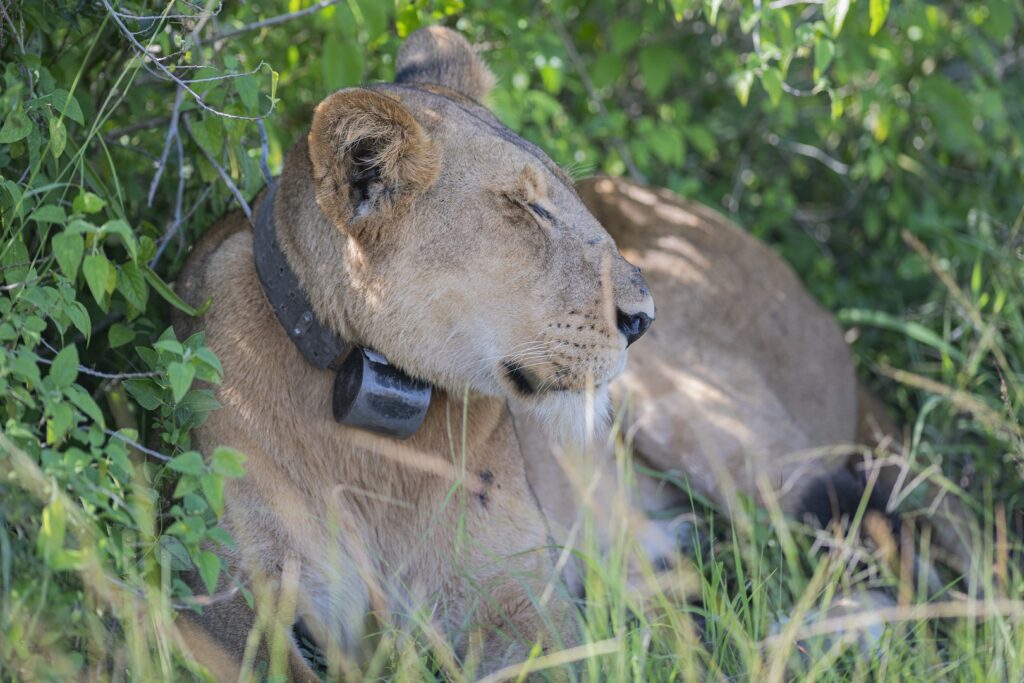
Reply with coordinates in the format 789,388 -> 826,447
253,183 -> 431,439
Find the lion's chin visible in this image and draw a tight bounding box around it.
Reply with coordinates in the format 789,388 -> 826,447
522,384 -> 613,452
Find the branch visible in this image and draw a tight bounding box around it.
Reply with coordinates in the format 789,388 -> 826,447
38,340 -> 161,379
105,429 -> 171,462
147,86 -> 185,207
767,134 -> 851,175
184,116 -> 253,222
768,0 -> 824,8
101,0 -> 272,122
208,0 -> 341,43
152,184 -> 211,268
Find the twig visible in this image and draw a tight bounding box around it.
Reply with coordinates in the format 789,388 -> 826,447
548,12 -> 645,183
37,340 -> 161,380
147,86 -> 185,207
105,429 -> 171,462
152,185 -> 211,267
183,116 -> 253,222
768,0 -> 824,8
36,358 -> 160,380
208,0 -> 341,43
100,0 -> 271,122
767,134 -> 850,175
105,115 -> 171,141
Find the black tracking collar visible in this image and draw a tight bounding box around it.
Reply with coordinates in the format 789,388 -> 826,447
252,183 -> 431,439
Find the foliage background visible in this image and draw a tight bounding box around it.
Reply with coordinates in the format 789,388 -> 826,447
1,0 -> 1022,679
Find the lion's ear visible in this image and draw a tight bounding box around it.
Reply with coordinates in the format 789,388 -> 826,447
307,89 -> 439,237
394,26 -> 495,102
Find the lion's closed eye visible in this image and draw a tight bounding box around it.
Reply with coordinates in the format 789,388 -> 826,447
526,201 -> 554,223
502,193 -> 554,235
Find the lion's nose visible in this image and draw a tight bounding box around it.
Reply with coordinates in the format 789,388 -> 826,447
616,309 -> 653,346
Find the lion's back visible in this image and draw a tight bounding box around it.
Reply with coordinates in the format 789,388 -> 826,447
579,176 -> 858,510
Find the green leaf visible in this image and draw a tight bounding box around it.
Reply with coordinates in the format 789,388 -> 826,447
32,89 -> 85,125
194,347 -> 224,378
118,261 -> 148,312
234,74 -> 259,113
154,339 -> 185,356
761,68 -> 783,106
49,345 -> 79,389
159,536 -> 193,570
100,219 -> 138,261
639,45 -> 675,99
65,384 -> 106,429
73,191 -> 105,215
322,38 -> 365,90
191,116 -> 224,159
734,70 -> 754,106
52,231 -> 84,281
168,361 -> 196,402
47,402 -> 74,444
108,323 -> 135,348
823,0 -> 851,35
211,447 -> 247,479
196,550 -> 222,594
0,109 -> 32,144
609,20 -> 642,54
356,0 -> 390,37
814,39 -> 835,81
168,451 -> 205,476
829,88 -> 844,120
869,0 -> 890,35
143,265 -> 208,317
124,378 -> 163,411
65,302 -> 90,341
49,116 -> 67,158
30,204 -> 66,225
590,54 -> 626,90
82,253 -> 116,306
201,473 -> 225,517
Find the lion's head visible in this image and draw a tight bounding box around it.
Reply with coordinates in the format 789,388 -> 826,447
274,27 -> 653,443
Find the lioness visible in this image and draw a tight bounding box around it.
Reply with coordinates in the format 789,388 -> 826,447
174,26 -> 655,680
174,26 -> 970,680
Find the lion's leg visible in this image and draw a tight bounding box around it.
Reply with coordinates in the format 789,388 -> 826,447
176,562 -> 320,683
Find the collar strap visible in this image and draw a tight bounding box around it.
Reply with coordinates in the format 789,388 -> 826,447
252,183 -> 431,439
253,183 -> 349,370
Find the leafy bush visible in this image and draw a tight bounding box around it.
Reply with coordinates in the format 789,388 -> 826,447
1,0 -> 1021,680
